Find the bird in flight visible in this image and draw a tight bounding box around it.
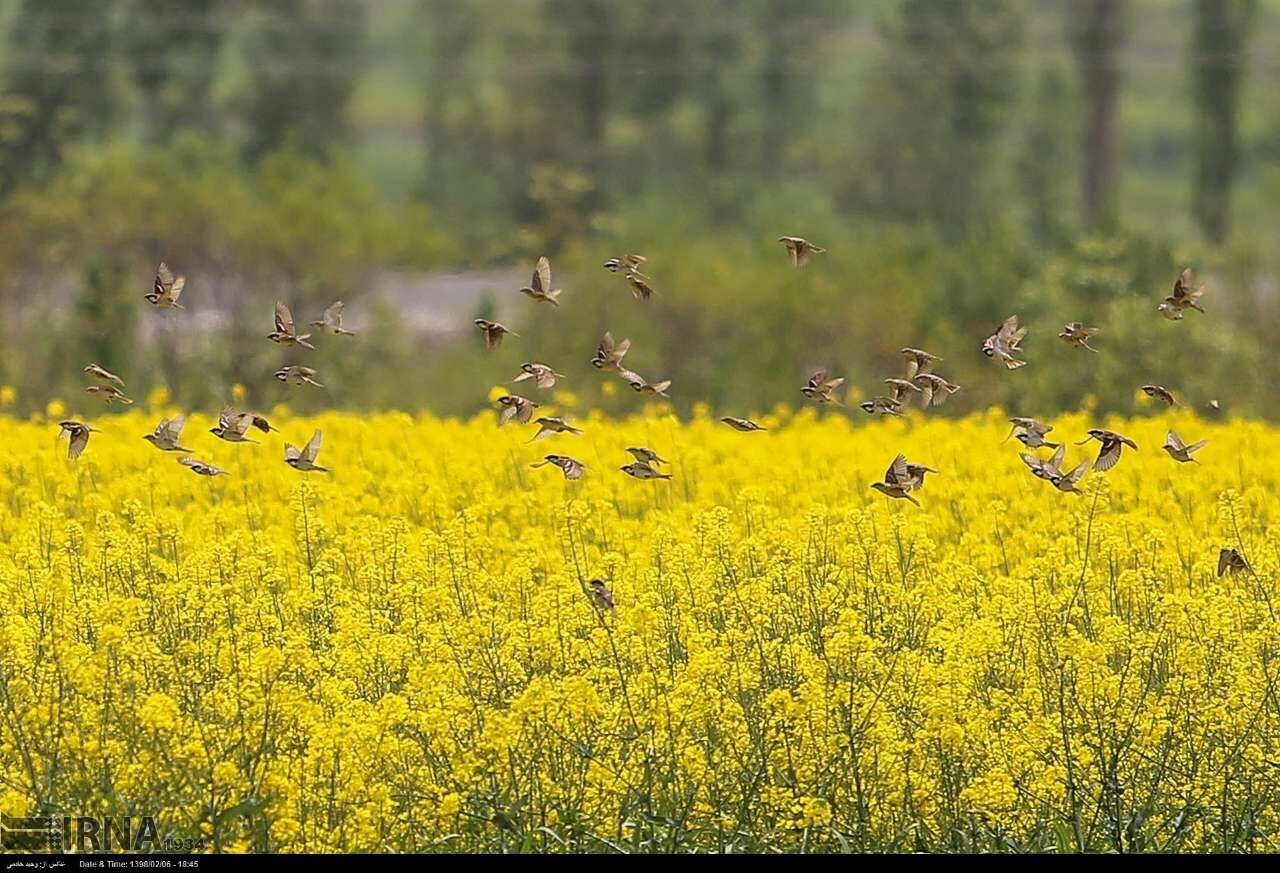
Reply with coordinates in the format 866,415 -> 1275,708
870,453 -> 934,506
621,461 -> 671,480
531,454 -> 585,480
275,366 -> 324,388
57,420 -> 98,460
1141,384 -> 1176,406
1076,428 -> 1138,473
145,262 -> 185,309
983,315 -> 1027,369
86,385 -> 133,405
626,447 -> 667,466
310,301 -> 356,336
497,394 -> 539,426
179,457 -> 229,477
475,318 -> 517,350
519,256 -> 561,306
528,416 -> 582,441
1058,322 -> 1100,352
143,415 -> 192,453
1162,430 -> 1207,463
592,332 -> 631,370
802,370 -> 845,405
778,236 -> 825,267
84,364 -> 125,388
512,362 -> 564,390
285,430 -> 329,472
268,302 -> 315,349
721,417 -> 766,432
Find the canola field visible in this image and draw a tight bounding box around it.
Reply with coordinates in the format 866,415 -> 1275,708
1,403 -> 1279,853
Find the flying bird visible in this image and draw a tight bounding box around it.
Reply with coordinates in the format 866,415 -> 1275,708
268,302 -> 315,349
587,579 -> 615,611
778,236 -> 825,266
619,369 -> 671,398
1076,428 -> 1138,473
85,385 -> 133,405
1058,322 -> 1100,352
870,453 -> 929,506
179,457 -> 229,477
531,454 -> 585,480
801,370 -> 845,405
721,417 -> 766,432
912,373 -> 960,408
528,416 -> 582,441
1167,268 -> 1206,314
1021,444 -> 1067,481
1162,430 -> 1207,463
475,318 -> 517,350
1004,417 -> 1054,444
275,366 -> 324,388
310,301 -> 355,336
591,332 -> 631,370
519,256 -> 561,306
84,364 -> 124,387
210,409 -> 263,443
285,430 -> 329,472
1218,547 -> 1250,577
142,414 -> 192,453
1157,300 -> 1183,321
1141,384 -> 1176,406
900,348 -> 941,379
603,254 -> 646,275
57,420 -> 98,460
983,315 -> 1027,369
626,447 -> 667,466
496,394 -> 539,426
512,362 -> 563,390
145,262 -> 185,309
621,461 -> 671,480
859,396 -> 904,416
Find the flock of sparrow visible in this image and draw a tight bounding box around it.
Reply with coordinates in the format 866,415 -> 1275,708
52,245 -> 1251,613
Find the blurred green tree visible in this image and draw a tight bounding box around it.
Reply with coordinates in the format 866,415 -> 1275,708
1070,0 -> 1127,232
1191,0 -> 1257,244
124,0 -> 229,143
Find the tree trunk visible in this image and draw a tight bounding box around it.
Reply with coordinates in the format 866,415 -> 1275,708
1071,0 -> 1126,232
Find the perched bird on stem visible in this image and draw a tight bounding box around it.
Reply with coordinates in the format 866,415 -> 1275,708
587,579 -> 615,611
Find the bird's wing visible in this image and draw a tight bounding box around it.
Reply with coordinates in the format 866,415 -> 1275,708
164,414 -> 187,440
325,301 -> 344,324
68,429 -> 89,459
303,430 -> 322,463
1049,444 -> 1066,471
275,301 -> 295,335
1094,441 -> 1121,472
1217,549 -> 1231,577
1166,430 -> 1185,451
532,256 -> 552,294
886,453 -> 909,485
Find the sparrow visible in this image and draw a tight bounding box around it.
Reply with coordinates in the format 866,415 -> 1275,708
603,254 -> 646,275
142,414 -> 192,453
1076,428 -> 1138,473
621,461 -> 671,480
883,378 -> 921,406
859,396 -> 904,416
209,409 -> 263,443
496,394 -> 539,426
285,429 -> 329,472
721,417 -> 766,432
1058,322 -> 1100,352
519,256 -> 561,305
275,366 -> 324,388
1049,457 -> 1091,495
310,301 -> 355,336
267,302 -> 315,349
801,369 -> 845,405
623,272 -> 655,301
1021,444 -> 1067,481
1157,301 -> 1184,321
587,578 -> 615,611
591,331 -> 631,370
1167,267 -> 1206,313
57,420 -> 98,460
528,416 -> 582,441
626,447 -> 667,466
1141,384 -> 1176,406
84,364 -> 124,387
85,385 -> 133,405
778,236 -> 825,266
870,453 -> 924,506
1218,547 -> 1250,577
179,457 -> 229,477
912,373 -> 960,407
1015,428 -> 1060,450
1162,430 -> 1207,463
145,261 -> 185,309
531,454 -> 585,480
1004,416 -> 1054,444
512,362 -> 563,390
901,348 -> 940,378
619,369 -> 671,397
475,318 -> 517,350
983,315 -> 1028,369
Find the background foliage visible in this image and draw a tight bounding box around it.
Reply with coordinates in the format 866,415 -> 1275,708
0,0 -> 1277,418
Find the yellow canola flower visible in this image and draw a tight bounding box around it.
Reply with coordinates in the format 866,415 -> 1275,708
0,406 -> 1276,852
